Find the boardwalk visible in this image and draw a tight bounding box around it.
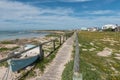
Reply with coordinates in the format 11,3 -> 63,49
37,34 -> 75,80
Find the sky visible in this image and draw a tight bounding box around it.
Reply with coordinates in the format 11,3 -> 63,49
0,0 -> 120,30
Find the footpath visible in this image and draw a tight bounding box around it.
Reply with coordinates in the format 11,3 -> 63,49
37,34 -> 75,80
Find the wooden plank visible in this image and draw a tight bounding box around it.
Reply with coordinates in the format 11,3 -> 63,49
39,44 -> 44,60
73,32 -> 82,80
63,36 -> 64,43
53,40 -> 55,51
59,36 -> 61,45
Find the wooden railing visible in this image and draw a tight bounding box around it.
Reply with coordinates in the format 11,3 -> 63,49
73,32 -> 82,80
0,32 -> 73,63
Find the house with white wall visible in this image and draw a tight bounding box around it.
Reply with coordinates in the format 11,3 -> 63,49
102,24 -> 117,30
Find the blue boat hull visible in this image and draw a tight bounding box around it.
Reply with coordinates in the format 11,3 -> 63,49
9,55 -> 39,72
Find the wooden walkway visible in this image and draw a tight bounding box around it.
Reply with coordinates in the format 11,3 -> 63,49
37,34 -> 75,80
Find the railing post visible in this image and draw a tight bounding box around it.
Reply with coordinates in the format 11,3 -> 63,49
66,34 -> 67,40
39,44 -> 44,60
59,36 -> 61,45
63,35 -> 64,43
53,40 -> 55,51
73,32 -> 82,80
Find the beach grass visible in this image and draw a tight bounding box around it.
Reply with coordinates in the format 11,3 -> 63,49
0,47 -> 9,51
62,60 -> 74,80
0,62 -> 8,67
78,31 -> 120,80
45,33 -> 61,37
0,46 -> 19,52
1,41 -> 14,44
62,45 -> 75,80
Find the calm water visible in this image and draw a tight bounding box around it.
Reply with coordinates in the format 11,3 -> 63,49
0,30 -> 48,41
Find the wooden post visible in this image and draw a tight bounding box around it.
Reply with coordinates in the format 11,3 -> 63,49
59,36 -> 61,45
66,34 -> 67,40
73,32 -> 82,80
63,35 -> 64,43
39,44 -> 44,60
53,40 -> 55,51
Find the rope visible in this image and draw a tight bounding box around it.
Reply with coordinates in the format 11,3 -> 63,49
2,67 -> 10,80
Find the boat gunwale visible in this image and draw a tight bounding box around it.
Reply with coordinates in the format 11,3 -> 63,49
10,54 -> 40,60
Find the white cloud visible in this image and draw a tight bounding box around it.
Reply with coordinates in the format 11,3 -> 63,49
85,10 -> 114,15
25,0 -> 91,4
0,0 -> 73,21
27,0 -> 92,3
0,0 -> 120,30
0,0 -> 75,30
57,0 -> 92,2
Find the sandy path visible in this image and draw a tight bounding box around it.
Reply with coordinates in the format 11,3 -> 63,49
0,67 -> 7,79
34,34 -> 75,80
0,66 -> 13,80
97,47 -> 112,57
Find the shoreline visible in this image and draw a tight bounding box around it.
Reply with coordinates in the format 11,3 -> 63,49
0,33 -> 47,41
0,30 -> 67,41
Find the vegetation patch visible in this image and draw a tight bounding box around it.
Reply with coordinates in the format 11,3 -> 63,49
62,60 -> 74,80
62,44 -> 75,80
0,62 -> 8,67
0,46 -> 19,52
0,47 -> 9,51
78,31 -> 120,80
1,41 -> 14,44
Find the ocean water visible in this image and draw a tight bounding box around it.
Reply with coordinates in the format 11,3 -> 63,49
0,30 -> 48,41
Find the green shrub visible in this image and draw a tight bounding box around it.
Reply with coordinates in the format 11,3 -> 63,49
1,41 -> 14,44
0,47 -> 9,51
62,60 -> 74,80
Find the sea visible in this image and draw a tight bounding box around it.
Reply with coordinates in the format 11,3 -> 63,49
0,30 -> 48,41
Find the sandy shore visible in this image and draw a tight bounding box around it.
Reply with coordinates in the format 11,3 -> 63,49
0,66 -> 8,79
97,47 -> 112,57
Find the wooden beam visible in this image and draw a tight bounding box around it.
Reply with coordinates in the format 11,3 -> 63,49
73,32 -> 82,80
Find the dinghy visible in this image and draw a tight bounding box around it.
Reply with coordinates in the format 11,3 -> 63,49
8,44 -> 40,72
8,55 -> 39,72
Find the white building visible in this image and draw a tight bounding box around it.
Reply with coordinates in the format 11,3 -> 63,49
102,24 -> 117,30
87,27 -> 98,31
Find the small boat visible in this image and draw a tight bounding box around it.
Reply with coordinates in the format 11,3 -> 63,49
8,55 -> 39,72
8,44 -> 40,72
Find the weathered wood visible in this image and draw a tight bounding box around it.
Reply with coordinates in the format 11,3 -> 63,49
59,36 -> 61,45
53,40 -> 55,51
66,34 -> 68,40
63,35 -> 64,43
39,44 -> 44,60
73,32 -> 82,80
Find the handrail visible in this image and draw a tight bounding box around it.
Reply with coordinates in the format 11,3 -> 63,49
73,32 -> 82,80
0,32 -> 73,63
0,38 -> 57,63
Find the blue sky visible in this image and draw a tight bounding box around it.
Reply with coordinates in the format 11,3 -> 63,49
0,0 -> 120,30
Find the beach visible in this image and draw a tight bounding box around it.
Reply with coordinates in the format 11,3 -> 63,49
0,31 -> 64,80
